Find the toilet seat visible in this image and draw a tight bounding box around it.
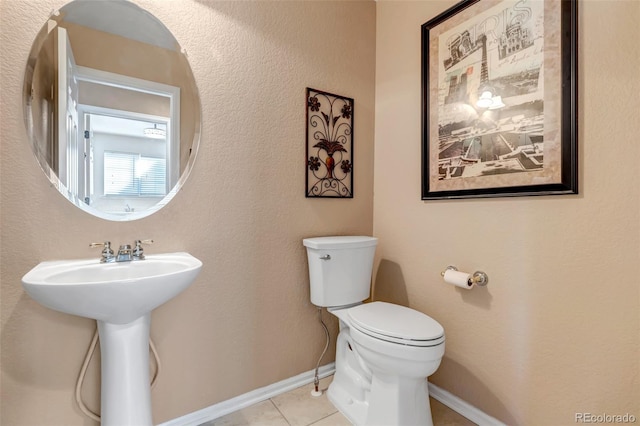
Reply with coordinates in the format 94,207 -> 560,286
348,302 -> 444,347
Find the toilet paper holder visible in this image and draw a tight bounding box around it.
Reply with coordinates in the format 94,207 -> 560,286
440,266 -> 489,287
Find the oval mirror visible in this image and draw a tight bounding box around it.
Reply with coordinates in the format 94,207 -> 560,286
23,0 -> 201,221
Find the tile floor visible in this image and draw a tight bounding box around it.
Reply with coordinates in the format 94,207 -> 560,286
203,376 -> 476,426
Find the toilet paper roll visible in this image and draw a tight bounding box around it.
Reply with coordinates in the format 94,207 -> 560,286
443,269 -> 474,289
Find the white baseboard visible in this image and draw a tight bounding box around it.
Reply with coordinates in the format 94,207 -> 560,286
429,382 -> 506,426
160,363 -> 504,426
158,363 -> 336,426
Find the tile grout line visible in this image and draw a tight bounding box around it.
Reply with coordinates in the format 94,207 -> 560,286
268,398 -> 292,426
305,385 -> 339,426
306,411 -> 340,426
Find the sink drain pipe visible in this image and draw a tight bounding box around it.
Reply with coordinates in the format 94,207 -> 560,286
75,326 -> 161,421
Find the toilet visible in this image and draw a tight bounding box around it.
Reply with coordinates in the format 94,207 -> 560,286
303,236 -> 445,426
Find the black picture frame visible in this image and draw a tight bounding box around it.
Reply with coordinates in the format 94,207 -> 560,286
421,0 -> 578,200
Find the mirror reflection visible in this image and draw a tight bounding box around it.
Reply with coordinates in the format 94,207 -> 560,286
24,0 -> 201,220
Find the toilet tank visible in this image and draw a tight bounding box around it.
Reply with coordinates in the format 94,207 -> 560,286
303,236 -> 378,307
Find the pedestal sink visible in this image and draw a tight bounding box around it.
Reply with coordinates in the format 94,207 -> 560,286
22,252 -> 203,426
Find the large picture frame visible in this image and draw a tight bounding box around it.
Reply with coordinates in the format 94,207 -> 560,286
421,0 -> 578,199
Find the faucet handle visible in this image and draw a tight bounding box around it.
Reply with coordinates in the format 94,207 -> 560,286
133,239 -> 154,260
90,241 -> 115,263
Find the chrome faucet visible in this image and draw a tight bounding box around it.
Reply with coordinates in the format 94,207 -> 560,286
132,239 -> 154,260
91,239 -> 153,262
116,244 -> 133,262
89,241 -> 115,263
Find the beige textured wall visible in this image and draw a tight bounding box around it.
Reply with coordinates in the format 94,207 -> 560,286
374,1 -> 639,425
0,1 -> 375,424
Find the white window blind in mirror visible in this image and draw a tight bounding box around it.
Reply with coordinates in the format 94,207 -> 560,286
104,151 -> 166,196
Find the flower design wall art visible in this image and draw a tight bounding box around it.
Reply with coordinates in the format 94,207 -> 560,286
306,88 -> 354,198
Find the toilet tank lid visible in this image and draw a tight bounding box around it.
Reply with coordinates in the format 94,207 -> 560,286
303,236 -> 378,249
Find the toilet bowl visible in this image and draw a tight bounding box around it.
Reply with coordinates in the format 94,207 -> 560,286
303,236 -> 445,426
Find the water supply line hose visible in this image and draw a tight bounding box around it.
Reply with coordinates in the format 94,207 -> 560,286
311,307 -> 330,397
75,326 -> 161,421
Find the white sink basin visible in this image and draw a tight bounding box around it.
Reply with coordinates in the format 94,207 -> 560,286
22,251 -> 202,425
22,252 -> 203,324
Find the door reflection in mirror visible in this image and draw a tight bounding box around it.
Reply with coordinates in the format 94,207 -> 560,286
57,30 -> 179,214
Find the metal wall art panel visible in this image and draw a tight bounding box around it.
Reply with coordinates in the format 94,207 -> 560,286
306,88 -> 354,198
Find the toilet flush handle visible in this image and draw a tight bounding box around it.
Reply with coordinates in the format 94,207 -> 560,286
319,254 -> 331,260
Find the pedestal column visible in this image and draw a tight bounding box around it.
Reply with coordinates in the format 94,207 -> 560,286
98,313 -> 152,426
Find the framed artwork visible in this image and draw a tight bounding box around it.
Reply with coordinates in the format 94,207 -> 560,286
306,88 -> 354,198
421,0 -> 578,199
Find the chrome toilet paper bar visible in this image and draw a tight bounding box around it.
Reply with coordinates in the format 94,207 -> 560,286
440,266 -> 489,287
